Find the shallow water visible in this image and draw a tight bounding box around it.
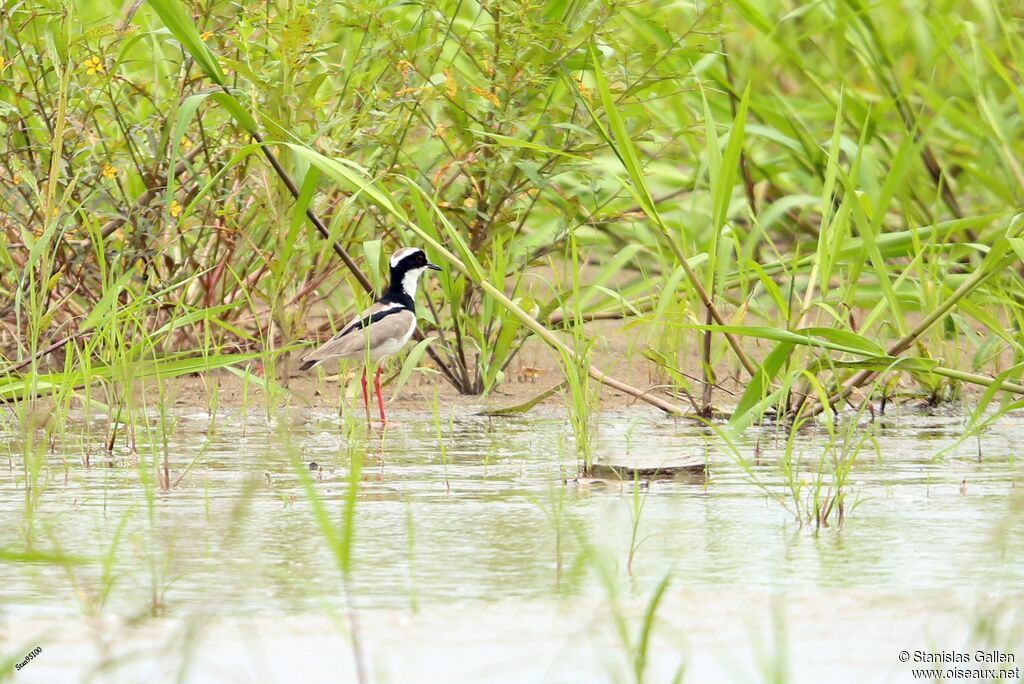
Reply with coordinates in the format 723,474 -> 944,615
1,405 -> 1023,682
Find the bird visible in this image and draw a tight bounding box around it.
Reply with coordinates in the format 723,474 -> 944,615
298,247 -> 441,423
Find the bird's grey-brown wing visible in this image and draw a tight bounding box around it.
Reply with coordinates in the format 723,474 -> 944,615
299,304 -> 413,368
337,300 -> 396,337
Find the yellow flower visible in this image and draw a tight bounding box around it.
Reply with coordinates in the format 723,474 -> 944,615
84,55 -> 105,75
170,200 -> 183,218
443,68 -> 457,98
463,197 -> 477,209
471,86 -> 500,107
101,164 -> 117,180
0,56 -> 7,71
200,31 -> 214,41
180,138 -> 193,150
433,122 -> 446,137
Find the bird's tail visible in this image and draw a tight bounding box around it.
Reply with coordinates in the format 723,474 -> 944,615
297,358 -> 319,371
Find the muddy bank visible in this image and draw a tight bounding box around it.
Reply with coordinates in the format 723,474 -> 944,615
93,317 -> 999,415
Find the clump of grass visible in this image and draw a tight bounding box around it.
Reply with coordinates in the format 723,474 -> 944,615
626,474 -> 650,576
289,435 -> 367,682
572,519 -> 685,684
554,235 -> 602,470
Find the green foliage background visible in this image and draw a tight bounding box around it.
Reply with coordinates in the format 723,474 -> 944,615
1,0 -> 1023,417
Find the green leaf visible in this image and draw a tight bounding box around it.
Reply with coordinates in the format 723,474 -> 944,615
0,351 -> 266,401
146,0 -> 226,85
79,271 -> 135,332
470,130 -> 590,161
685,324 -> 887,357
391,336 -> 436,401
587,42 -> 656,217
476,381 -> 567,416
483,312 -> 521,393
807,356 -> 939,373
210,92 -> 258,133
727,341 -> 794,433
713,82 -> 750,232
285,144 -> 402,220
799,327 -> 886,356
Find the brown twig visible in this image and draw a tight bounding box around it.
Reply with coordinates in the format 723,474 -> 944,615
7,333 -> 81,373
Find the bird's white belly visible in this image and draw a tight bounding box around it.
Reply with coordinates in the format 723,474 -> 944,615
369,320 -> 417,360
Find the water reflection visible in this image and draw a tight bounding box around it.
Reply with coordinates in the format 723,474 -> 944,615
0,408 -> 1021,618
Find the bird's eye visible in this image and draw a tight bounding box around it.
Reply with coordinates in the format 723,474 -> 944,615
417,254 -> 426,264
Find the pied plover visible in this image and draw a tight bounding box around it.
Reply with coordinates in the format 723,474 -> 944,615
298,247 -> 441,422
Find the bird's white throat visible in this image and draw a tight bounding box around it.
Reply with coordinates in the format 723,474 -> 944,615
400,267 -> 426,300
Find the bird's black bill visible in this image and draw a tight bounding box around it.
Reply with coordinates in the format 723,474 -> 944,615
427,263 -> 442,271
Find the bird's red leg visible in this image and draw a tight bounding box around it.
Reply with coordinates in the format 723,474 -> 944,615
360,370 -> 370,423
374,366 -> 387,423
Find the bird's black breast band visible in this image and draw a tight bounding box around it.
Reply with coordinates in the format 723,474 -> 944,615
342,305 -> 408,337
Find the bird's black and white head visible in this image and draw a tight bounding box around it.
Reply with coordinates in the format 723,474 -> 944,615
384,247 -> 441,308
